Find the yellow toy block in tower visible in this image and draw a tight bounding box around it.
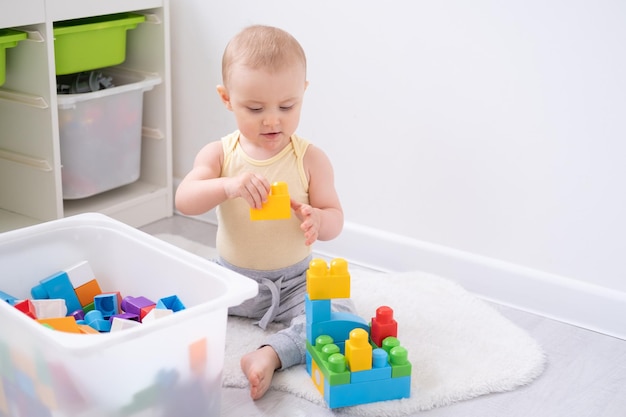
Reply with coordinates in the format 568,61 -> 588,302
250,181 -> 291,221
306,258 -> 350,300
344,328 -> 373,372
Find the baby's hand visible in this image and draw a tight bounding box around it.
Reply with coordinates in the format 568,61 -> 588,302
291,200 -> 321,246
224,173 -> 270,209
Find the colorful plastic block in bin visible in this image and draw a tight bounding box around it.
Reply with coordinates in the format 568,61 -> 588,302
53,12 -> 146,75
0,28 -> 27,86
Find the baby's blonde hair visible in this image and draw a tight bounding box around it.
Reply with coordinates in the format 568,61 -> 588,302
221,25 -> 307,87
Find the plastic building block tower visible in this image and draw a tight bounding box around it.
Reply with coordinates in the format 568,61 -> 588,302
250,181 -> 291,221
304,258 -> 412,409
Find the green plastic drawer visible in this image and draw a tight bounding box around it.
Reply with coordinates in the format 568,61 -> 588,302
0,28 -> 28,86
53,13 -> 146,75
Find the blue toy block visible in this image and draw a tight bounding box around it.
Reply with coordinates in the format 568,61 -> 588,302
307,311 -> 369,345
305,294 -> 331,325
84,310 -> 111,332
0,290 -> 18,305
156,295 -> 186,312
325,374 -> 411,408
350,349 -> 392,384
31,271 -> 82,314
94,293 -> 119,318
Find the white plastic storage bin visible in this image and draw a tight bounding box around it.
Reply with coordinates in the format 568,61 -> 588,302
57,68 -> 161,200
0,213 -> 258,417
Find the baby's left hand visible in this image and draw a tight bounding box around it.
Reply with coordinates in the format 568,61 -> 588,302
291,200 -> 320,246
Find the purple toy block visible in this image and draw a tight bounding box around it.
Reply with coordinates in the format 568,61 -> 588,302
70,309 -> 85,321
121,296 -> 155,316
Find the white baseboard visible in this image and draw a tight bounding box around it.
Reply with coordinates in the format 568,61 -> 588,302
315,222 -> 626,341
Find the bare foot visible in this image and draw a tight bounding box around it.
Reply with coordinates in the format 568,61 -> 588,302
240,345 -> 282,400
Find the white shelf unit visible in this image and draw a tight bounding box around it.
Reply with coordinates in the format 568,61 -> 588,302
0,0 -> 173,233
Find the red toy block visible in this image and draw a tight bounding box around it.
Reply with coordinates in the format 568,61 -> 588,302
370,306 -> 398,347
14,300 -> 37,319
140,304 -> 156,322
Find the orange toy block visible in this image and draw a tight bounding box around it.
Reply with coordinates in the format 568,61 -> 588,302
77,324 -> 100,334
344,328 -> 372,372
306,258 -> 351,300
74,279 -> 102,307
37,317 -> 82,334
189,338 -> 208,375
250,182 -> 291,221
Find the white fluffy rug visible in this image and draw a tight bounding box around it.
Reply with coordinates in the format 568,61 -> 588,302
156,234 -> 546,415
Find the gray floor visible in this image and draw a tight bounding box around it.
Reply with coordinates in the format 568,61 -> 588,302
141,215 -> 626,417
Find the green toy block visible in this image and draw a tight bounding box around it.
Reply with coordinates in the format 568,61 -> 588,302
389,345 -> 412,378
307,340 -> 351,386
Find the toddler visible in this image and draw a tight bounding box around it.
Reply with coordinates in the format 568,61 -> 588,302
175,24 -> 354,400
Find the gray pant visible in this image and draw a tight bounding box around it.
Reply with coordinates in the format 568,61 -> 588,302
219,256 -> 356,370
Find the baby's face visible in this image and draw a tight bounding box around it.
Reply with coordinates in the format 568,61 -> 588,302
225,63 -> 307,157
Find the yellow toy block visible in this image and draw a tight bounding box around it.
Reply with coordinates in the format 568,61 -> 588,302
250,181 -> 291,221
344,328 -> 372,372
310,358 -> 326,396
306,258 -> 350,300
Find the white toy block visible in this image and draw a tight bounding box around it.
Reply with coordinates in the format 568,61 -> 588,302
65,260 -> 96,287
110,317 -> 142,332
31,299 -> 68,319
142,308 -> 174,323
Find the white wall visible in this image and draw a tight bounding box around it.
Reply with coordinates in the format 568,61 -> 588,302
170,1 -> 626,295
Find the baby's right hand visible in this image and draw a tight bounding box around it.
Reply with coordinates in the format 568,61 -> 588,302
223,172 -> 270,209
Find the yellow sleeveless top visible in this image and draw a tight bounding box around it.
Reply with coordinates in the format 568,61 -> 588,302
216,131 -> 312,270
